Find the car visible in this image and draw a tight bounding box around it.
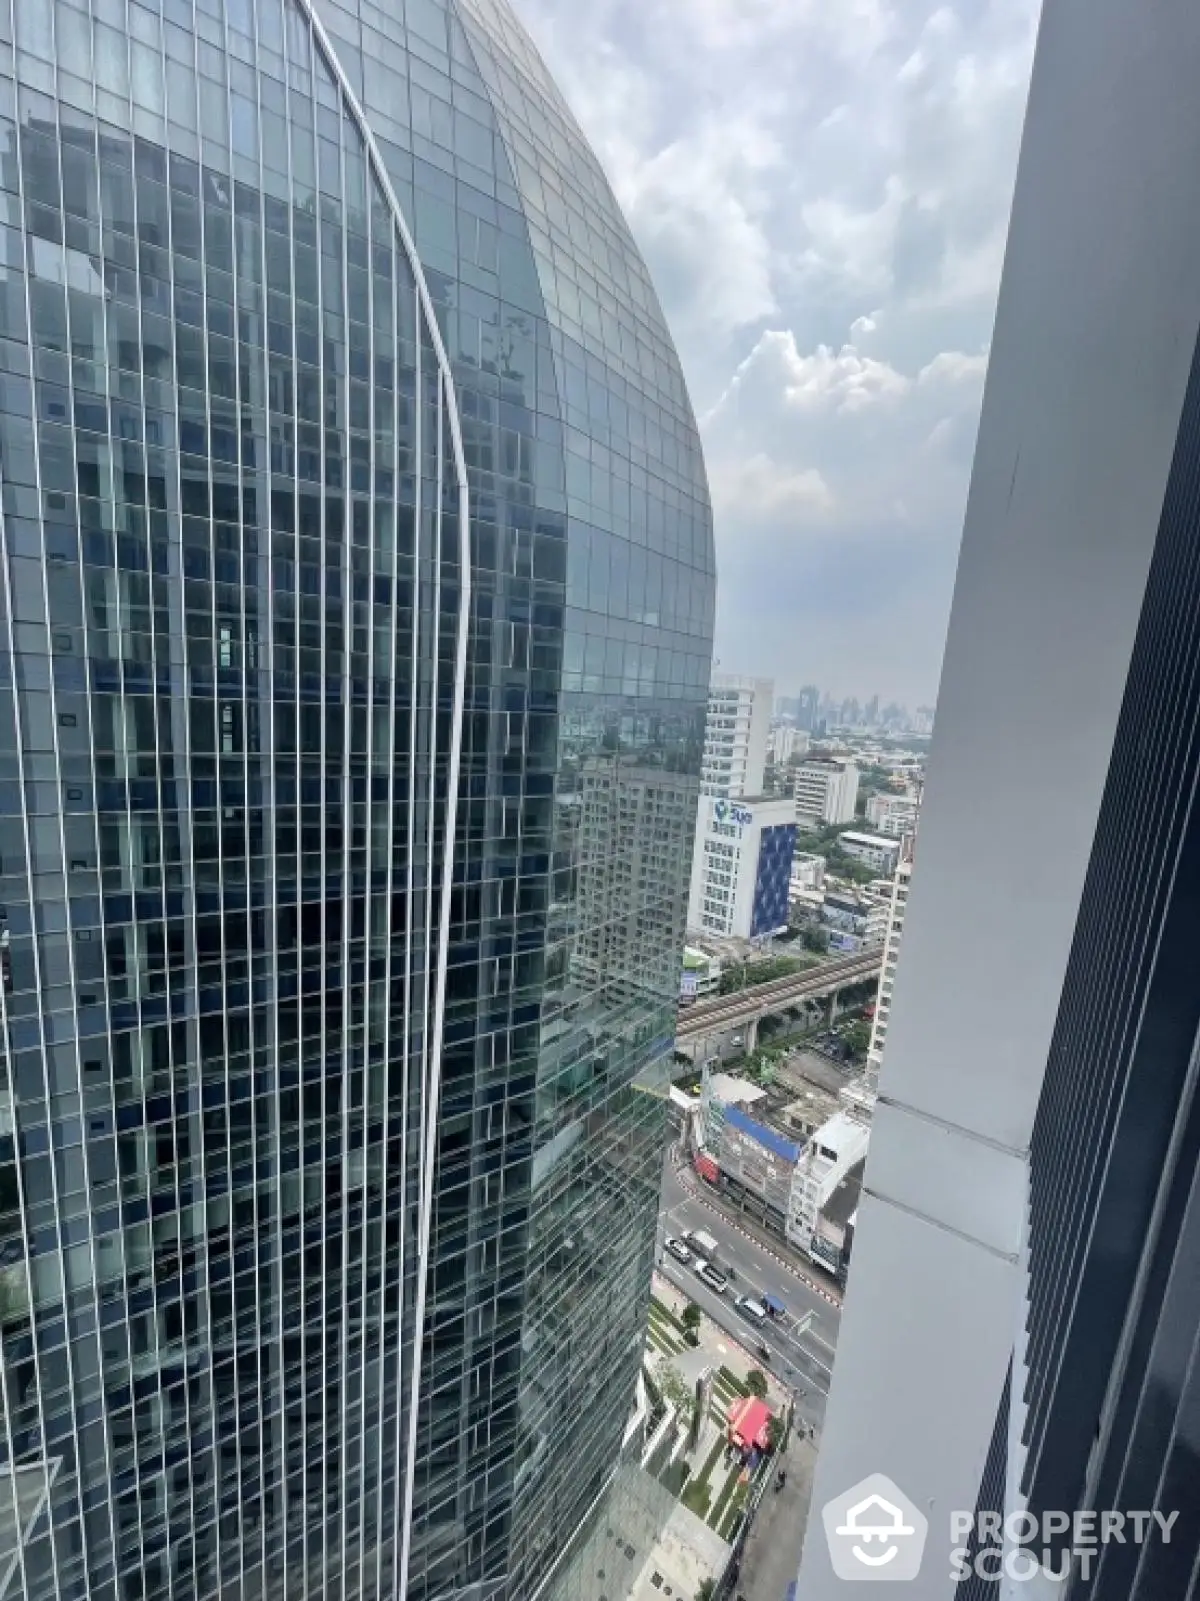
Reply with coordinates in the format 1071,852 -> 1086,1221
698,1262 -> 728,1294
665,1237 -> 691,1265
735,1294 -> 768,1324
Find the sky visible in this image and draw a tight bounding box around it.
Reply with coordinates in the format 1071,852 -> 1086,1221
518,0 -> 1041,707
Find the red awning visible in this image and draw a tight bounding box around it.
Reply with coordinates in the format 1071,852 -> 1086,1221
726,1395 -> 772,1451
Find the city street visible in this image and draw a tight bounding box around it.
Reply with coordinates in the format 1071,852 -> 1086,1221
656,1156 -> 840,1436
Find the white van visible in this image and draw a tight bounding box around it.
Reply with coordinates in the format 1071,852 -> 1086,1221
735,1294 -> 768,1324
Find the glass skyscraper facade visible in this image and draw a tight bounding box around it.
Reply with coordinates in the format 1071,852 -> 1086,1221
0,0 -> 714,1596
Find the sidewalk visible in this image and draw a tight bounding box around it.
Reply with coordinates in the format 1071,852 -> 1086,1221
652,1272 -> 789,1412
732,1430 -> 819,1600
674,1158 -> 844,1308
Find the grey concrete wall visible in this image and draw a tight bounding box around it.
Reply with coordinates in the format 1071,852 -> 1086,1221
797,1 -> 1200,1595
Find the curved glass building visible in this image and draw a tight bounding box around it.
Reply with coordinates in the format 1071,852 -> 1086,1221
0,0 -> 714,1597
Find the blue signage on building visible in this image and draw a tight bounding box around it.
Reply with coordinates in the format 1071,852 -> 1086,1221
714,799 -> 753,827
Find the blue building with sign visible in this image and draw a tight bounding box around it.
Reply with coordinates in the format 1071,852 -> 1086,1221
688,794 -> 797,941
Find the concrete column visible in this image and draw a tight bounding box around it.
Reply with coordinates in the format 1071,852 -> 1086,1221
744,1016 -> 759,1055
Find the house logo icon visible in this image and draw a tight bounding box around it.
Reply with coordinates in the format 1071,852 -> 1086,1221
821,1473 -> 928,1581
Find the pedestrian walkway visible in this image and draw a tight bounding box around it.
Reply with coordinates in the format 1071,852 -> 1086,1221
733,1430 -> 819,1600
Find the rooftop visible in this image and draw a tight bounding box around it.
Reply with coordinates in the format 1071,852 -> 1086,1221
839,831 -> 900,850
810,1108 -> 872,1161
706,1072 -> 767,1107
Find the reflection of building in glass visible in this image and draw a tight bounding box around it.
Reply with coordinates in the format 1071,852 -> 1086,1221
573,757 -> 698,1013
0,0 -> 713,1596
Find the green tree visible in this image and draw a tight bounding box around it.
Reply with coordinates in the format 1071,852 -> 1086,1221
695,1580 -> 716,1601
842,1020 -> 872,1059
825,848 -> 877,885
655,1361 -> 693,1420
766,1415 -> 786,1453
681,1302 -> 701,1333
801,925 -> 829,955
744,1368 -> 768,1398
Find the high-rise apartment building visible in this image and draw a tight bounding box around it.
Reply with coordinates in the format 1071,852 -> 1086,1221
793,756 -> 858,829
863,832 -> 914,1089
799,3 -> 1200,1596
700,673 -> 771,798
796,685 -> 819,732
0,1 -> 714,1599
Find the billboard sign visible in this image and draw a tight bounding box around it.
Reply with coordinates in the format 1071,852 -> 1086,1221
713,799 -> 753,828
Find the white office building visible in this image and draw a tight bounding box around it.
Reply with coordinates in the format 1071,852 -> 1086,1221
790,852 -> 826,893
794,757 -> 859,828
701,674 -> 772,798
770,725 -> 809,766
687,794 -> 796,940
865,791 -> 920,837
837,830 -> 901,876
820,887 -> 889,952
785,1109 -> 871,1265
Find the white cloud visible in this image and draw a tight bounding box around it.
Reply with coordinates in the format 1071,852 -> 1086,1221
516,0 -> 1039,701
710,452 -> 835,522
614,118 -> 782,340
706,329 -> 910,429
917,348 -> 989,385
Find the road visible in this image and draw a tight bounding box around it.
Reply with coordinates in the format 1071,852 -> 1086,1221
655,1157 -> 839,1436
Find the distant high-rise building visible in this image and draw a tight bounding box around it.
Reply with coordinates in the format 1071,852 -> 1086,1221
797,685 -> 820,732
798,5 -> 1200,1595
701,674 -> 773,798
0,1 -> 714,1598
864,694 -> 880,727
794,758 -> 859,829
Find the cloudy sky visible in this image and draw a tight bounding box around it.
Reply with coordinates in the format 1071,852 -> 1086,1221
519,0 -> 1041,707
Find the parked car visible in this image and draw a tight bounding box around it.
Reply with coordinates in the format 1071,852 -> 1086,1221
665,1237 -> 691,1264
